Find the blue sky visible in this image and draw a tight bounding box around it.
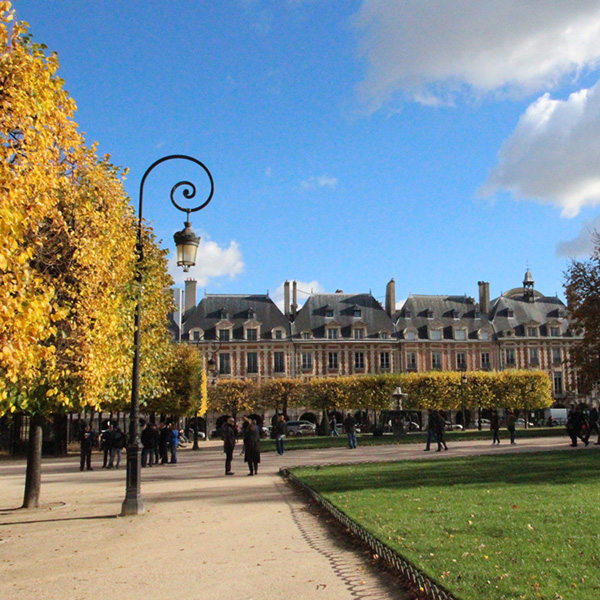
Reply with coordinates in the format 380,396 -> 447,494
15,1 -> 600,309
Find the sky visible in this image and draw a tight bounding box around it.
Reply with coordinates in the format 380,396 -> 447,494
14,0 -> 600,310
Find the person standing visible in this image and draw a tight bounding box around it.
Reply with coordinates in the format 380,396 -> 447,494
344,412 -> 357,449
141,421 -> 154,467
158,422 -> 170,465
506,410 -> 516,445
100,423 -> 113,468
169,422 -> 179,464
222,417 -> 236,475
490,410 -> 500,445
424,409 -> 437,451
434,410 -> 448,452
79,423 -> 95,471
584,405 -> 599,445
108,424 -> 125,468
566,405 -> 587,447
275,414 -> 286,455
244,418 -> 261,475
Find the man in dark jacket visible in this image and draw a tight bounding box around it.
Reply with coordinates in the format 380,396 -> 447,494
141,421 -> 154,467
79,423 -> 95,471
108,424 -> 125,468
344,412 -> 357,449
158,422 -> 170,465
100,423 -> 113,468
221,417 -> 236,475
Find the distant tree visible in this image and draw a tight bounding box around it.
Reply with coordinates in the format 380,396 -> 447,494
208,380 -> 257,418
565,233 -> 600,394
257,378 -> 302,415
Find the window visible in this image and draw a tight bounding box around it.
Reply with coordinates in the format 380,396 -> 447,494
246,352 -> 258,374
274,352 -> 285,373
302,332 -> 311,340
553,372 -> 563,395
380,351 -> 390,370
353,308 -> 362,317
192,330 -> 201,341
552,347 -> 562,365
455,329 -> 467,341
407,352 -> 417,370
354,352 -> 365,370
219,329 -> 230,342
457,352 -> 466,369
550,327 -> 560,337
432,352 -> 442,370
505,348 -> 515,365
301,352 -> 313,370
480,330 -> 490,341
481,352 -> 490,369
527,327 -> 537,337
380,332 -> 389,340
405,330 -> 417,341
274,329 -> 283,340
328,352 -> 338,370
529,347 -> 539,364
327,328 -> 339,340
430,329 -> 442,341
219,353 -> 230,375
325,309 -> 334,318
246,328 -> 258,341
354,328 -> 365,339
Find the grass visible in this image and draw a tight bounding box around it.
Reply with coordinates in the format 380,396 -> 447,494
291,450 -> 600,600
257,426 -> 565,453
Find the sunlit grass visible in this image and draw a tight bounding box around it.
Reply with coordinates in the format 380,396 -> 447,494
292,451 -> 600,600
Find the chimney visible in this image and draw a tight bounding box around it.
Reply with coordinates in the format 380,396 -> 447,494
478,281 -> 490,315
283,280 -> 290,318
385,278 -> 396,318
292,280 -> 298,319
185,278 -> 197,317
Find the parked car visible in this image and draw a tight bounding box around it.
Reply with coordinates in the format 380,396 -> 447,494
286,420 -> 317,437
445,421 -> 463,431
515,418 -> 534,427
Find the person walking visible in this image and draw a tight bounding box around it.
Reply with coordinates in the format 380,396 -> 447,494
79,423 -> 95,471
329,414 -> 339,437
141,421 -> 154,467
584,405 -> 599,445
490,410 -> 501,445
424,409 -> 437,451
100,423 -> 113,468
506,410 -> 516,445
169,422 -> 179,464
566,405 -> 587,447
243,417 -> 261,475
158,422 -> 170,464
275,414 -> 286,455
221,417 -> 237,475
434,410 -> 448,451
108,424 -> 125,468
344,412 -> 357,449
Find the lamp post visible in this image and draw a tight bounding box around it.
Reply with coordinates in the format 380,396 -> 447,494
121,155 -> 214,516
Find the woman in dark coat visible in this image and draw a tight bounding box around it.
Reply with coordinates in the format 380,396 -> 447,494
243,417 -> 261,476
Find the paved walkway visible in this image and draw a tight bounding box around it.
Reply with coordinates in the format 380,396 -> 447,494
0,435 -> 578,600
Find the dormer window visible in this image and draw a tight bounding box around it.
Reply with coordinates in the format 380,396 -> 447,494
327,328 -> 339,340
474,310 -> 481,319
479,330 -> 490,341
247,308 -> 255,319
352,306 -> 362,318
302,331 -> 311,340
507,308 -> 514,318
405,330 -> 417,341
450,309 -> 459,320
527,327 -> 538,337
219,308 -> 228,320
380,331 -> 389,340
429,328 -> 442,341
219,328 -> 230,342
325,309 -> 334,318
454,329 -> 467,341
404,309 -> 412,318
274,329 -> 283,340
246,328 -> 258,341
426,309 -> 434,319
353,328 -> 365,339
550,326 -> 560,337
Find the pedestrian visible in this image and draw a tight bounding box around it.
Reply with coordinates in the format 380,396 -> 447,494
169,422 -> 179,464
424,409 -> 437,451
151,422 -> 160,464
108,423 -> 125,468
243,417 -> 261,475
566,405 -> 587,447
275,414 -> 286,455
329,414 -> 339,437
141,421 -> 154,467
158,422 -> 170,464
344,412 -> 357,449
490,410 -> 500,445
434,410 -> 448,451
221,417 -> 236,475
100,423 -> 113,468
79,423 -> 95,471
506,410 -> 516,445
584,405 -> 599,445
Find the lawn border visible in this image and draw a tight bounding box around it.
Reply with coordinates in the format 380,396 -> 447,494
280,466 -> 460,600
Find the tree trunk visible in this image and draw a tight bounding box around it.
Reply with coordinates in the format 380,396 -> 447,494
23,414 -> 43,508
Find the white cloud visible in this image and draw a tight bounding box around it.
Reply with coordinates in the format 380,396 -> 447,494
556,216 -> 600,257
353,1 -> 600,109
481,81 -> 600,217
272,280 -> 326,313
265,166 -> 273,177
168,239 -> 244,287
300,175 -> 338,190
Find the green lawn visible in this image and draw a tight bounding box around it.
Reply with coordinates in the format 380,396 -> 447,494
291,450 -> 600,600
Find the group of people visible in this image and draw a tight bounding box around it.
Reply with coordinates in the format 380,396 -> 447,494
329,413 -> 358,448
78,420 -> 182,471
221,415 -> 262,476
424,409 -> 449,452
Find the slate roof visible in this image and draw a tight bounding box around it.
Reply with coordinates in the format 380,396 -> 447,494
291,293 -> 393,339
183,294 -> 290,341
394,295 -> 493,340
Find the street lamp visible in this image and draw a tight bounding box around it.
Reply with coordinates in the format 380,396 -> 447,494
121,155 -> 214,516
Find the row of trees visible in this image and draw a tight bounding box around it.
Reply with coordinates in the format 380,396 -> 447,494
206,370 -> 553,418
0,7 -> 176,506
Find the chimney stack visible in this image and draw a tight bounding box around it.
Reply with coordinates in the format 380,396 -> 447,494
185,278 -> 197,317
385,278 -> 396,318
283,280 -> 290,318
478,281 -> 490,315
292,280 -> 298,319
